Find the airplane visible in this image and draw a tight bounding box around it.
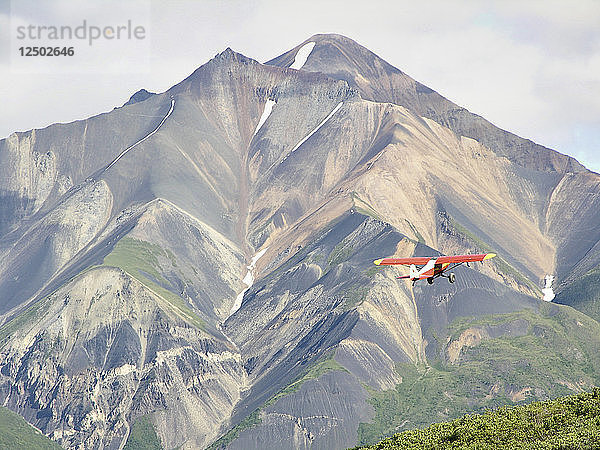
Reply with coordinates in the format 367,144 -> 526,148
373,253 -> 496,284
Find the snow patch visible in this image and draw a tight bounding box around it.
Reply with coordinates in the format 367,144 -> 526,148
251,247 -> 269,266
114,363 -> 136,376
230,247 -> 269,316
242,270 -> 254,286
231,290 -> 248,317
290,102 -> 343,154
253,99 -> 276,136
290,42 -> 315,70
542,274 -> 555,301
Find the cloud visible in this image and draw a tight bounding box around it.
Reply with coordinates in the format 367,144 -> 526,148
0,0 -> 598,171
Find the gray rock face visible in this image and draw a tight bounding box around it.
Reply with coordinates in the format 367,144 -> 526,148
0,180 -> 112,317
0,267 -> 245,449
0,35 -> 599,450
230,371 -> 373,450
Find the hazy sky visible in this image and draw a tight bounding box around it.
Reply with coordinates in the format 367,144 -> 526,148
1,0 -> 599,172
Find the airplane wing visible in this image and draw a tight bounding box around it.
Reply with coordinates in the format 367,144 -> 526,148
373,253 -> 496,285
373,253 -> 496,266
436,253 -> 496,264
373,256 -> 433,266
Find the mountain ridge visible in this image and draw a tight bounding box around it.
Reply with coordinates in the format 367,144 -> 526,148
267,33 -> 585,174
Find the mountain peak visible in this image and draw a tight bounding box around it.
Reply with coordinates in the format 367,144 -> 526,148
304,33 -> 364,46
213,47 -> 255,65
218,47 -> 235,57
123,88 -> 155,107
168,47 -> 262,93
266,33 -> 402,77
268,34 -> 585,174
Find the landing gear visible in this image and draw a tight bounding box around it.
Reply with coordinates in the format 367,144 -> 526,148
448,273 -> 456,283
427,277 -> 434,284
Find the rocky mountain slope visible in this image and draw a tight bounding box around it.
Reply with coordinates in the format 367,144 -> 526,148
0,34 -> 599,449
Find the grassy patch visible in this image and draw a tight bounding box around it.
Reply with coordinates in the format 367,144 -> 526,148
103,237 -> 204,329
351,192 -> 383,221
123,415 -> 162,450
444,310 -> 529,341
343,284 -> 371,310
103,237 -> 170,285
207,409 -> 262,450
327,240 -> 354,268
404,219 -> 425,244
363,265 -> 383,279
0,295 -> 54,349
354,388 -> 600,449
306,250 -> 325,265
555,265 -> 600,323
267,355 -> 348,407
0,407 -> 61,449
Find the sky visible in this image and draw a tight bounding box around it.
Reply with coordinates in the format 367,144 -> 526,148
1,0 -> 599,173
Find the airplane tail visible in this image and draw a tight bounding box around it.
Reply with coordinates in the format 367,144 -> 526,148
397,264 -> 420,280
409,264 -> 419,279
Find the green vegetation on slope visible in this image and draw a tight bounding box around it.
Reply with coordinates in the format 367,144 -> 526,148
354,388 -> 600,449
404,219 -> 425,244
268,354 -> 348,406
123,415 -> 162,450
555,265 -> 600,323
342,284 -> 370,310
328,239 -> 355,268
0,295 -> 54,350
0,406 -> 61,449
357,305 -> 600,445
103,237 -> 205,329
351,192 -> 383,221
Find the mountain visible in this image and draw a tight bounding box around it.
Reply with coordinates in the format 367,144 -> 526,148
0,34 -> 599,449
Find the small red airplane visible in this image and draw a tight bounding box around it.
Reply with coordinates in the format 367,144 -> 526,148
373,253 -> 496,284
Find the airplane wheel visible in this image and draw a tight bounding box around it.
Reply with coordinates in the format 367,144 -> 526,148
427,277 -> 434,284
449,273 -> 456,283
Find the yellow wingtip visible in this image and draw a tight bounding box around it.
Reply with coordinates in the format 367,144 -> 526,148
484,253 -> 497,260
374,259 -> 383,266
